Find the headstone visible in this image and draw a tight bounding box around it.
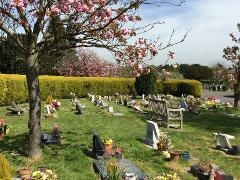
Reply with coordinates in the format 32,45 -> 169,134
52,123 -> 61,144
108,106 -> 114,113
145,121 -> 160,149
92,132 -> 105,158
179,97 -> 188,109
75,102 -> 83,114
98,96 -> 102,101
142,94 -> 145,100
91,95 -> 95,103
45,105 -> 51,115
120,96 -> 124,105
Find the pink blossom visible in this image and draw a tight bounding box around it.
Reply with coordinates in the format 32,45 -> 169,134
51,5 -> 61,14
128,15 -> 136,22
150,45 -> 157,56
67,0 -> 75,4
119,15 -> 128,22
138,38 -> 145,45
138,64 -> 143,69
105,8 -> 112,17
120,28 -> 131,35
105,30 -> 114,39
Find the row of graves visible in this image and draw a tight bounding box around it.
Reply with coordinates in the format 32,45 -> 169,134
90,119 -> 236,179
86,92 -> 237,179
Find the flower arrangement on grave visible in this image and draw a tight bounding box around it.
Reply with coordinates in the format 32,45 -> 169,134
45,94 -> 54,105
155,172 -> 178,180
0,119 -> 6,126
157,131 -> 170,152
103,138 -> 114,156
52,100 -> 61,109
107,158 -> 122,180
32,168 -> 58,180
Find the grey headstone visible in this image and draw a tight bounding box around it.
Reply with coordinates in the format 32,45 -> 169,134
76,102 -> 83,114
145,121 -> 160,149
180,97 -> 187,109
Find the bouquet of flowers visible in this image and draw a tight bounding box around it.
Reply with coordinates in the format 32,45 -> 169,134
155,172 -> 177,180
32,169 -> 58,180
157,131 -> 170,151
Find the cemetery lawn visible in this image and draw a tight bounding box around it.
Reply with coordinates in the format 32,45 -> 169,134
0,98 -> 240,179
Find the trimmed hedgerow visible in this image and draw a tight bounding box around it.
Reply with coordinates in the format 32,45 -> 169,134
0,74 -> 202,105
160,79 -> 202,97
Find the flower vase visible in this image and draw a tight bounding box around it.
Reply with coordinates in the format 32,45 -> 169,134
18,168 -> 32,180
170,151 -> 181,160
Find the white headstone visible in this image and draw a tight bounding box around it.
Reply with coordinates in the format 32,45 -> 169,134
91,95 -> 95,103
108,106 -> 114,113
142,94 -> 145,100
146,121 -> 160,149
45,105 -> 51,115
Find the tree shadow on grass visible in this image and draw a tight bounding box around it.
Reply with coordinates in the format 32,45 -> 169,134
0,133 -> 29,157
184,112 -> 240,134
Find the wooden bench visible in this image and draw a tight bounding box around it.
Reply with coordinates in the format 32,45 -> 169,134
148,98 -> 183,130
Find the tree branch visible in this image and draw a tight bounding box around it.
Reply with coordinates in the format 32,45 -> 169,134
0,20 -> 26,52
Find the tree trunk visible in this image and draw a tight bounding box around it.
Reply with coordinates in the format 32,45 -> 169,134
234,72 -> 240,108
26,51 -> 42,158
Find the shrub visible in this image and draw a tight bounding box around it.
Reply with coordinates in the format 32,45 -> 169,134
160,79 -> 202,97
0,154 -> 12,180
134,72 -> 157,95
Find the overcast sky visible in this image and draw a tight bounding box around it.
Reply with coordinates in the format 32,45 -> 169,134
94,0 -> 240,67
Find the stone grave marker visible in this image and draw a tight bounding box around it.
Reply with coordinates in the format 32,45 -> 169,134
145,120 -> 160,149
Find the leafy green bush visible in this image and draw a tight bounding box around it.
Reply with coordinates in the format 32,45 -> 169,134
134,72 -> 157,95
0,154 -> 12,180
161,79 -> 202,97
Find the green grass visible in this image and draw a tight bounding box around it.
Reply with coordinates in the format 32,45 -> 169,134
0,99 -> 240,179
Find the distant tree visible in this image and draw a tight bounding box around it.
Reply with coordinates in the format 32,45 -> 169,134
56,48 -> 117,77
38,16 -> 76,75
211,63 -> 229,83
178,64 -> 213,80
0,35 -> 25,74
223,23 -> 240,108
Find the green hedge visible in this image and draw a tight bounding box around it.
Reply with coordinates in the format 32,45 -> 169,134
159,79 -> 202,97
0,74 -> 202,105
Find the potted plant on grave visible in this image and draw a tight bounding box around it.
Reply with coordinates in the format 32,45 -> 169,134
157,131 -> 171,153
106,158 -> 123,180
18,167 -> 32,180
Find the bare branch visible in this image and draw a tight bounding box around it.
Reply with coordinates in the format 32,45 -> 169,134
160,28 -> 191,50
0,20 -> 26,52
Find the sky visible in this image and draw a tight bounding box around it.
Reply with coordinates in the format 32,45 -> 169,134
94,0 -> 240,67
